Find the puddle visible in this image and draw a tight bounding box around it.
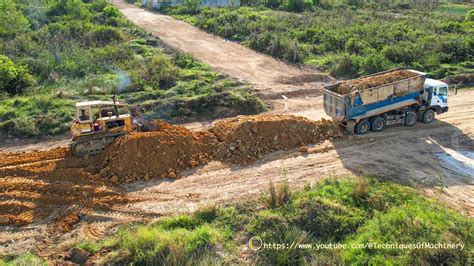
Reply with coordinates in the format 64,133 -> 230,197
436,149 -> 474,178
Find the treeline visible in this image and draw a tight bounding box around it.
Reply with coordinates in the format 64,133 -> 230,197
164,2 -> 473,80
0,0 -> 265,137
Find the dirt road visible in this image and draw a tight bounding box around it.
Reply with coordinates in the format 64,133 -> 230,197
111,0 -> 332,99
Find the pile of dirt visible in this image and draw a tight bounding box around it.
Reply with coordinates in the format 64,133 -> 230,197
100,122 -> 218,183
336,70 -> 418,95
100,115 -> 342,183
212,115 -> 343,164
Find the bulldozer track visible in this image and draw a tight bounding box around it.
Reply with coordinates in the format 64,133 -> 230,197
82,222 -> 119,240
71,131 -> 127,157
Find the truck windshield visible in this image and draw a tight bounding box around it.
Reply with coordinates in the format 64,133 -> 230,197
438,86 -> 448,96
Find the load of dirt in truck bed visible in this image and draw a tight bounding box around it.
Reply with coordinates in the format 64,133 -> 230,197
100,122 -> 218,183
336,70 -> 418,95
212,115 -> 342,164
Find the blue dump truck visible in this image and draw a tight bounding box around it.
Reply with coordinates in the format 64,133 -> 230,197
323,68 -> 449,135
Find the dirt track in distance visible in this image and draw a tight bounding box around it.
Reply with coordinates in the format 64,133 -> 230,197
111,0 -> 332,99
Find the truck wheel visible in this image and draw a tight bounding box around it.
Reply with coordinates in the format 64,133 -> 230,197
355,119 -> 370,135
422,109 -> 435,124
405,111 -> 417,126
370,116 -> 385,132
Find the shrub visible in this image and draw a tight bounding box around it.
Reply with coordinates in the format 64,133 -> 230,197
174,52 -> 198,69
359,53 -> 393,75
0,0 -> 30,38
88,26 -> 124,46
103,6 -> 120,18
146,55 -> 182,89
10,117 -> 40,137
0,55 -> 34,95
329,54 -> 359,78
439,38 -> 471,63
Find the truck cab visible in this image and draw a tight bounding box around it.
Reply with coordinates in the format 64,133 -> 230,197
422,78 -> 449,113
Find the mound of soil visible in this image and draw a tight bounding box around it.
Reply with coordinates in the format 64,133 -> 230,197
336,70 -> 418,95
101,116 -> 342,183
100,122 -> 218,183
212,115 -> 342,164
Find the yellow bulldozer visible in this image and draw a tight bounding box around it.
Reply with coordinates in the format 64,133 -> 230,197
70,97 -> 155,156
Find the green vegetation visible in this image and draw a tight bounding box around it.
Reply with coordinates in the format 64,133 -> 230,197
58,177 -> 472,264
0,252 -> 46,266
162,1 -> 473,80
0,0 -> 266,138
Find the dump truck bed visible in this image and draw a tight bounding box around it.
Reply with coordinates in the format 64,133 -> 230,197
323,69 -> 427,121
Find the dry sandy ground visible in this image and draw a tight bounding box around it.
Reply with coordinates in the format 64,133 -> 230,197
111,0 -> 332,99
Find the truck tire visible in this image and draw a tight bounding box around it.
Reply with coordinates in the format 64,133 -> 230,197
370,116 -> 385,132
355,119 -> 370,135
405,111 -> 417,126
422,109 -> 435,124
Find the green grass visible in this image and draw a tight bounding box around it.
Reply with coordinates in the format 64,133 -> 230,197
96,206 -> 234,265
0,253 -> 45,266
37,177 -> 472,265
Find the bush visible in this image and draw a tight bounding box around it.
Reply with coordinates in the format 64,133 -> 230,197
145,55 -> 182,89
329,54 -> 359,78
359,53 -> 393,75
9,117 -> 40,137
88,26 -> 124,46
0,0 -> 30,38
174,52 -> 198,69
0,55 -> 34,95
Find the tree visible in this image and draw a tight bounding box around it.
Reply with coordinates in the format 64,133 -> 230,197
0,0 -> 30,38
0,55 -> 34,95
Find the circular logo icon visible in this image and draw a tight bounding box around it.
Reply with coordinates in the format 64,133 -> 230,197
249,236 -> 263,251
